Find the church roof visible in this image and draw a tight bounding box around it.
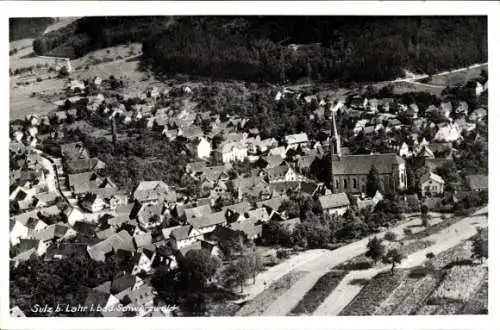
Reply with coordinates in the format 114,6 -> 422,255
332,154 -> 404,176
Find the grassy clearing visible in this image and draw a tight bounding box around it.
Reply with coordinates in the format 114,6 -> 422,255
337,239 -> 434,272
428,65 -> 487,86
338,270 -> 408,316
288,271 -> 347,315
431,241 -> 472,269
235,271 -> 307,316
403,216 -> 465,241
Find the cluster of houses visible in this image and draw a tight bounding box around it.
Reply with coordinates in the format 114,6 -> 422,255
9,74 -> 489,316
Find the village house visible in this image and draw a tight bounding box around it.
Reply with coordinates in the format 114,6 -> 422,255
217,141 -> 248,164
318,192 -> 351,216
61,142 -> 89,161
350,96 -> 368,110
285,132 -> 309,150
196,137 -> 212,159
420,172 -> 445,197
434,124 -> 462,142
133,180 -> 174,205
268,146 -> 287,159
81,192 -> 106,213
132,202 -> 164,230
68,171 -> 117,197
169,225 -> 203,249
469,108 -> 487,122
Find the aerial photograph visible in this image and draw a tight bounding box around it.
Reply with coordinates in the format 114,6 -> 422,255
8,16 -> 488,317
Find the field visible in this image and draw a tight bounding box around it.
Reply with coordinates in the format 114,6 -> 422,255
338,240 -> 488,316
288,271 -> 347,315
426,64 -> 488,86
10,78 -> 66,120
235,271 -> 307,316
339,270 -> 408,316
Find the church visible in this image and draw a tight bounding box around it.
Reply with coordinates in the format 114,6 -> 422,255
330,111 -> 407,195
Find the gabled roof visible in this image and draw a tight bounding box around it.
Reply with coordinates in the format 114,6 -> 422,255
201,166 -> 226,182
178,126 -> 203,140
32,223 -> 70,242
247,207 -> 269,221
171,225 -> 194,241
263,155 -> 285,168
269,146 -> 286,156
230,218 -> 263,239
331,154 -> 404,175
17,239 -> 42,253
133,180 -> 170,202
184,204 -> 211,219
257,196 -> 288,211
319,192 -> 350,210
420,172 -> 444,184
134,232 -> 153,248
66,157 -> 106,173
60,142 -> 89,160
265,165 -> 289,180
297,155 -> 317,169
110,272 -> 136,295
221,201 -> 252,215
186,161 -> 207,173
189,211 -> 226,229
285,133 -> 309,145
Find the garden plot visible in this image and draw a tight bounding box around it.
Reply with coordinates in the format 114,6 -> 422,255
390,274 -> 440,315
461,277 -> 488,314
235,271 -> 307,316
338,270 -> 408,316
432,266 -> 486,301
288,271 -> 347,315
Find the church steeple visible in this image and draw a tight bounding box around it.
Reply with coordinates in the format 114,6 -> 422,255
331,102 -> 342,158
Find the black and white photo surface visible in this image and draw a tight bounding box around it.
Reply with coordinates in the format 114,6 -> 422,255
7,13 -> 489,319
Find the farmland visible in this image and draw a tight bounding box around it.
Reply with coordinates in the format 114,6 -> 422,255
288,271 -> 347,315
338,240 -> 488,316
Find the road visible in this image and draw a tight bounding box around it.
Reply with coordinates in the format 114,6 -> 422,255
239,212 -> 440,304
313,206 -> 487,316
240,207 -> 486,316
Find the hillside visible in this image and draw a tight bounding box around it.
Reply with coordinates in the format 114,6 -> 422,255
9,18 -> 55,41
31,16 -> 487,85
32,16 -> 175,58
142,16 -> 487,84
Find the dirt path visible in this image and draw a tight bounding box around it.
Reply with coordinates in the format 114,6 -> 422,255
313,207 -> 487,316
242,213 -> 447,315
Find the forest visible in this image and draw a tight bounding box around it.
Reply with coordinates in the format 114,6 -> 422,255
31,16 -> 487,84
141,16 -> 487,84
32,16 -> 174,58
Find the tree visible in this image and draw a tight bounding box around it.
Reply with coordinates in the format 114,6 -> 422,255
365,236 -> 385,264
383,248 -> 404,274
179,249 -> 220,290
421,204 -> 430,227
58,65 -> 69,78
366,165 -> 381,197
225,256 -> 251,293
471,227 -> 488,264
425,252 -> 436,272
243,248 -> 263,284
